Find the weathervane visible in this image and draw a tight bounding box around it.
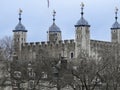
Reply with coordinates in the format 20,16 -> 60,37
19,8 -> 23,15
18,8 -> 23,23
115,7 -> 118,22
80,2 -> 84,17
53,10 -> 56,24
81,2 -> 84,8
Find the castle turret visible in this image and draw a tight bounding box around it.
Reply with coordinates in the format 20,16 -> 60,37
75,3 -> 90,57
13,9 -> 27,57
111,7 -> 120,43
47,10 -> 62,44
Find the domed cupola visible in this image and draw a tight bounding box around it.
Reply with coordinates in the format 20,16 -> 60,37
15,22 -> 26,30
49,10 -> 61,32
111,7 -> 120,29
47,10 -> 62,43
13,9 -> 27,32
49,23 -> 61,32
75,2 -> 90,27
112,22 -> 120,29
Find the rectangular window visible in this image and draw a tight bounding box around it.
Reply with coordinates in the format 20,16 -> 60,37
71,52 -> 74,59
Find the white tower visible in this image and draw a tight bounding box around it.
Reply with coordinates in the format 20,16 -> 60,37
13,9 -> 27,58
75,3 -> 90,58
111,7 -> 120,43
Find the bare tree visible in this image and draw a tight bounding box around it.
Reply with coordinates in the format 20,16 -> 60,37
10,47 -> 60,90
0,36 -> 13,61
95,45 -> 120,90
0,36 -> 13,88
72,50 -> 102,90
48,58 -> 75,90
99,50 -> 120,90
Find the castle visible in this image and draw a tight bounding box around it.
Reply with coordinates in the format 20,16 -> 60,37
12,3 -> 120,62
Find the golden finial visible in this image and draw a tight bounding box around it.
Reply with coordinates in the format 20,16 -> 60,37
53,10 -> 56,16
19,8 -> 23,14
81,2 -> 84,8
115,7 -> 118,12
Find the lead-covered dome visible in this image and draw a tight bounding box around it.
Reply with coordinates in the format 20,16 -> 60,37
111,21 -> 120,29
13,9 -> 27,32
49,23 -> 61,32
75,17 -> 89,27
75,2 -> 90,27
15,22 -> 26,30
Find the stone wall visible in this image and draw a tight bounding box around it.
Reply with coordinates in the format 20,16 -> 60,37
20,39 -> 75,61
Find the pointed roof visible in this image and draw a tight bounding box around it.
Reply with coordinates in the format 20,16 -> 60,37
49,10 -> 61,32
75,2 -> 90,27
111,7 -> 120,29
13,9 -> 27,32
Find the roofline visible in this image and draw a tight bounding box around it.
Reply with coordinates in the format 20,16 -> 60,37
74,25 -> 90,27
13,30 -> 28,32
111,28 -> 120,30
49,30 -> 61,32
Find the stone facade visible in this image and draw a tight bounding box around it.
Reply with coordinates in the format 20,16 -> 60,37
12,5 -> 120,64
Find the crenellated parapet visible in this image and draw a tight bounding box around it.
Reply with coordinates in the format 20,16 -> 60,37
22,39 -> 75,49
90,40 -> 119,59
90,40 -> 117,48
21,39 -> 76,60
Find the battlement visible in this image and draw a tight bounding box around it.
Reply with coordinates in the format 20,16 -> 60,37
64,39 -> 74,44
64,40 -> 69,44
35,42 -> 40,45
90,40 -> 117,48
70,39 -> 74,44
30,42 -> 34,46
23,39 -> 75,48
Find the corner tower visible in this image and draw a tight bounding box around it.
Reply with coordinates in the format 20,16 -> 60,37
13,9 -> 27,55
111,7 -> 120,43
75,3 -> 90,57
47,10 -> 62,43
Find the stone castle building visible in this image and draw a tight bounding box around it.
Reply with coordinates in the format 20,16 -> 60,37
13,4 -> 120,62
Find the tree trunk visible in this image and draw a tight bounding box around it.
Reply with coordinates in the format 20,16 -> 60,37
81,85 -> 84,90
113,83 -> 117,90
57,83 -> 60,90
57,79 -> 60,90
106,83 -> 108,90
17,83 -> 21,90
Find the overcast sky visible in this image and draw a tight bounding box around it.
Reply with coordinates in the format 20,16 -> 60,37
0,0 -> 120,42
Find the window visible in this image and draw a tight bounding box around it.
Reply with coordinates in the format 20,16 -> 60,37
70,52 -> 74,59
